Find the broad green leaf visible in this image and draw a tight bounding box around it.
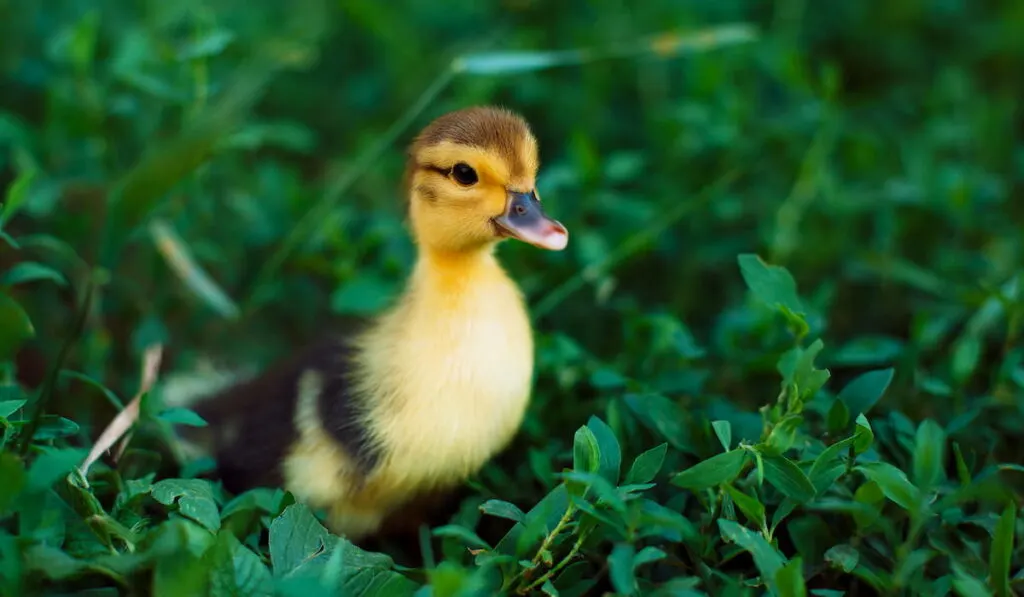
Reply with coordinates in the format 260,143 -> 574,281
636,498 -> 698,544
824,544 -> 859,572
718,519 -> 786,584
952,563 -> 993,597
269,503 -> 333,576
912,419 -> 946,490
572,426 -> 600,474
808,436 -> 855,488
737,254 -> 805,316
774,557 -> 807,597
209,530 -> 274,597
989,502 -> 1015,597
762,454 -> 816,503
152,479 -> 221,533
0,291 -> 34,360
853,414 -> 874,454
837,368 -> 894,423
624,443 -> 668,485
670,449 -> 749,491
26,448 -> 87,493
150,220 -> 240,320
608,543 -> 637,596
856,463 -> 921,511
712,420 -> 732,451
633,546 -> 667,569
586,415 -> 621,483
0,261 -> 67,287
724,484 -> 766,529
478,499 -> 525,523
0,399 -> 26,419
157,407 -> 208,427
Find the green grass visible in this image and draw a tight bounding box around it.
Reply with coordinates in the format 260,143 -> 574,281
2,0 -> 1024,595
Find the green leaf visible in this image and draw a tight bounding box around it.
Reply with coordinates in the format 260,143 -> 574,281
718,519 -> 787,585
774,557 -> 807,597
952,563 -> 993,597
152,479 -> 221,533
953,442 -> 971,486
737,253 -> 805,315
26,448 -> 86,493
670,449 -> 749,491
712,420 -> 732,451
837,368 -> 894,423
824,544 -> 859,572
0,399 -> 26,419
586,415 -> 621,483
951,335 -> 981,386
808,436 -> 855,490
0,452 -> 26,513
157,407 -> 209,427
762,454 -> 816,503
0,261 -> 67,287
764,416 -> 803,455
623,393 -> 694,453
778,339 -> 831,402
912,419 -> 946,491
624,443 -> 668,485
479,499 -> 525,523
269,503 -> 333,576
210,530 -> 274,597
0,158 -> 37,228
856,462 -> 921,511
432,525 -> 490,550
573,425 -> 601,474
608,543 -> 637,596
0,291 -> 34,360
989,502 -> 1015,597
724,484 -> 766,529
59,371 -> 124,409
853,414 -> 874,454
826,400 -> 849,433
633,546 -> 667,569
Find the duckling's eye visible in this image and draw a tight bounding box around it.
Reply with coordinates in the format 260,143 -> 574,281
450,163 -> 478,186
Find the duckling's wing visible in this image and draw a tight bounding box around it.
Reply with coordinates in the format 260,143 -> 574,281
188,331 -> 377,494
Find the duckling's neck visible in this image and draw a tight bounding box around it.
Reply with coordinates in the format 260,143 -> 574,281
413,244 -> 504,296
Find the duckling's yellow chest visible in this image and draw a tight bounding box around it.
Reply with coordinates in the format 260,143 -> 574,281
364,269 -> 535,490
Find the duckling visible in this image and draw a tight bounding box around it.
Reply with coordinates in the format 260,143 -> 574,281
177,106 -> 568,540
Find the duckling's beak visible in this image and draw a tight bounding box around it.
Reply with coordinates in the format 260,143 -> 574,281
493,190 -> 569,251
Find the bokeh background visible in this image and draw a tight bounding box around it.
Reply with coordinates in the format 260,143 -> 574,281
2,0 -> 1023,594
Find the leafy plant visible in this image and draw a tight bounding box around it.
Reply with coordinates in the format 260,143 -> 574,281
2,1 -> 1023,595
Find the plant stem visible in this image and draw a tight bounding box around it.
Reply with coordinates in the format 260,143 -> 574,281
518,530 -> 590,594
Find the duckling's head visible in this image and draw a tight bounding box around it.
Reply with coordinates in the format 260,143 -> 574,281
404,106 -> 568,255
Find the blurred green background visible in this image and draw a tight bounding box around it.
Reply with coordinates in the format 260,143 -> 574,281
2,0 -> 1023,594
